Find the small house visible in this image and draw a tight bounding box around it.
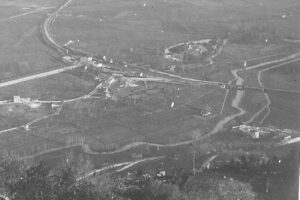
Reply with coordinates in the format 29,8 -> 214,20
13,96 -> 21,103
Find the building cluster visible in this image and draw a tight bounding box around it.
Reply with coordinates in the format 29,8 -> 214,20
232,125 -> 296,140
80,56 -> 111,68
218,83 -> 244,90
192,104 -> 213,118
200,107 -> 212,117
123,167 -> 191,187
164,39 -> 220,62
164,42 -> 186,61
0,95 -> 38,104
13,96 -> 31,103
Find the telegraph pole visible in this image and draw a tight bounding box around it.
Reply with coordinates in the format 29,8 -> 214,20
297,144 -> 300,200
193,150 -> 196,175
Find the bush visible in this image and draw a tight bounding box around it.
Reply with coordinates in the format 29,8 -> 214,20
4,162 -> 98,200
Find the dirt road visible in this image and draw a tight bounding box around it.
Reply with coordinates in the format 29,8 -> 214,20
244,57 -> 300,124
76,156 -> 165,181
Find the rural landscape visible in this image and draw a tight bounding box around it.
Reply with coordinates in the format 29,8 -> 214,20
0,0 -> 299,199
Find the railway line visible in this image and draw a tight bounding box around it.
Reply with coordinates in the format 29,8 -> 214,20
41,0 -> 72,54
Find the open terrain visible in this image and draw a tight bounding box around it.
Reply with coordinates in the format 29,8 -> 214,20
0,1 -> 299,199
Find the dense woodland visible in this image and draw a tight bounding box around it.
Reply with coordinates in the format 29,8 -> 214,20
0,147 -> 297,200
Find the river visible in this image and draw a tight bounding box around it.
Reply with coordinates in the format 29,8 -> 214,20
209,68 -> 246,134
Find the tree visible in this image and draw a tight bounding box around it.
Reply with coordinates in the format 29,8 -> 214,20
92,173 -> 121,200
147,179 -> 178,200
217,179 -> 257,200
0,153 -> 28,187
4,161 -> 98,200
5,162 -> 52,200
117,175 -> 184,200
191,129 -> 202,175
184,174 -> 257,200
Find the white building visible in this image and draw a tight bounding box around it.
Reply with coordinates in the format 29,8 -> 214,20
63,56 -> 74,63
96,63 -> 103,68
13,96 -> 21,103
156,171 -> 166,177
254,132 -> 260,139
51,103 -> 60,109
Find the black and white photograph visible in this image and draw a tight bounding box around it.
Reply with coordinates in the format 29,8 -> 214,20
0,0 -> 299,199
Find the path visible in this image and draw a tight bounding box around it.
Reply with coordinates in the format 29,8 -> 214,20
0,7 -> 53,22
13,26 -> 37,48
245,52 -> 300,70
99,141 -> 192,155
148,69 -> 222,86
244,57 -> 300,124
20,144 -> 82,160
0,81 -> 102,135
278,137 -> 300,146
220,88 -> 229,116
220,67 -> 236,116
77,156 -> 165,181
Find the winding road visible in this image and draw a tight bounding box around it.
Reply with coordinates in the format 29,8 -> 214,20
42,0 -> 72,53
0,0 -> 299,189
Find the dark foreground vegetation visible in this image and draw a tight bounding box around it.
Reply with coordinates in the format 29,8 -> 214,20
0,160 -> 256,200
0,146 -> 297,200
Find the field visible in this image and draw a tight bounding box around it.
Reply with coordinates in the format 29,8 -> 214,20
0,2 -> 299,196
262,91 -> 300,130
239,90 -> 268,123
0,103 -> 51,130
0,0 -> 63,80
262,59 -> 300,91
3,84 -> 223,152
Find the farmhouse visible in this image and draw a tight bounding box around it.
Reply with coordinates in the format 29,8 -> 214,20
232,125 -> 273,139
13,96 -> 31,103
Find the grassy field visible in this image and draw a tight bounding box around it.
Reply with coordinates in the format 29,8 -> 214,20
262,91 -> 300,130
0,0 -> 299,180
0,103 -> 51,130
53,0 -> 300,62
0,0 -> 96,100
262,59 -> 300,91
240,90 -> 268,123
0,0 -> 63,80
0,72 -> 96,100
31,84 -> 222,146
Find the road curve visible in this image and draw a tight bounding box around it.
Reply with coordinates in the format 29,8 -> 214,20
41,0 -> 73,53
